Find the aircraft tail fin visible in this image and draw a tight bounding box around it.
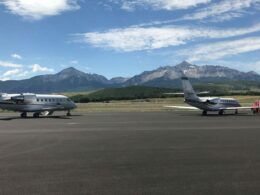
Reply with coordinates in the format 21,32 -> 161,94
181,76 -> 200,101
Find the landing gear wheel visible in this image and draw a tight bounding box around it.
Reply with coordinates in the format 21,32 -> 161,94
21,112 -> 27,118
33,113 -> 40,118
219,110 -> 224,115
202,111 -> 207,116
235,110 -> 238,115
67,111 -> 71,116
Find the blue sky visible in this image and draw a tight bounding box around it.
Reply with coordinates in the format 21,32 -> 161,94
0,0 -> 260,80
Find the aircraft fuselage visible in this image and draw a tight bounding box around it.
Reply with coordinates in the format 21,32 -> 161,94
185,97 -> 241,112
0,93 -> 76,117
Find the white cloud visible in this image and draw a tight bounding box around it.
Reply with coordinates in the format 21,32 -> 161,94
118,0 -> 211,11
180,37 -> 260,62
17,70 -> 30,77
0,60 -> 23,68
11,53 -> 22,59
182,0 -> 260,21
0,60 -> 55,81
0,0 -> 80,20
74,23 -> 260,52
1,68 -> 30,80
3,68 -> 24,77
31,64 -> 54,73
70,60 -> 79,64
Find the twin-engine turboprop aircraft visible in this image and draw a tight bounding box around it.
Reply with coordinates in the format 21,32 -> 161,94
165,76 -> 253,115
0,93 -> 76,118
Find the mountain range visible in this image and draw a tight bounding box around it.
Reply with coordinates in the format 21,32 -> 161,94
0,61 -> 260,93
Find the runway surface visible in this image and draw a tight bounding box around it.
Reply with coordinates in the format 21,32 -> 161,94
0,111 -> 260,194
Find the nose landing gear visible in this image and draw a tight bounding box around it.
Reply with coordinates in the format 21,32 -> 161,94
67,110 -> 71,116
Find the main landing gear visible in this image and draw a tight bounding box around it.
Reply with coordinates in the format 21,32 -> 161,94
202,110 -> 237,116
21,112 -> 27,118
218,110 -> 224,115
33,113 -> 40,118
20,112 -> 40,118
20,111 -> 72,118
202,110 -> 207,116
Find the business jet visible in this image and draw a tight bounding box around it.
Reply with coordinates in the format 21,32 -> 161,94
165,76 -> 253,115
0,93 -> 76,118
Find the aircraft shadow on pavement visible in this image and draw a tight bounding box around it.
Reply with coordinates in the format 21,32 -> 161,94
167,110 -> 253,117
176,112 -> 256,117
0,114 -> 83,121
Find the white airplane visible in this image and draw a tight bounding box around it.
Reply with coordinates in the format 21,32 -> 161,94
165,75 -> 253,115
0,93 -> 76,118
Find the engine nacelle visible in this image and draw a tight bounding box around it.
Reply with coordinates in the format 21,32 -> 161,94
11,95 -> 24,101
205,98 -> 220,105
11,94 -> 36,103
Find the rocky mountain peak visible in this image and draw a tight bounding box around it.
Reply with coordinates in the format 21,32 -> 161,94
175,61 -> 194,69
57,67 -> 85,76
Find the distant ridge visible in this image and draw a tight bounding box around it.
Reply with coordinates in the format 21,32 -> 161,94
0,62 -> 260,93
0,67 -> 110,93
124,61 -> 260,87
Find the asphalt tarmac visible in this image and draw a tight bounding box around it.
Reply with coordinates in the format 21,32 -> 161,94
0,111 -> 260,195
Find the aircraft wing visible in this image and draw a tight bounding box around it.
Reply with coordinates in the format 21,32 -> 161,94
165,106 -> 253,110
221,106 -> 253,110
164,93 -> 184,95
164,106 -> 199,110
164,91 -> 209,95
